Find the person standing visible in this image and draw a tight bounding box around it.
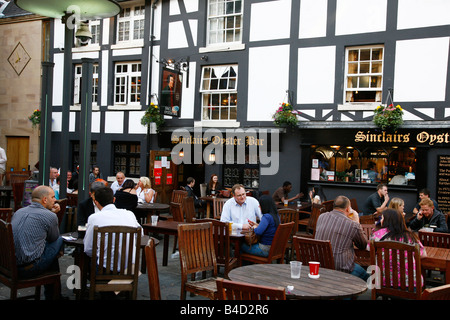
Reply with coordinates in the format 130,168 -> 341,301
220,184 -> 262,230
11,185 -> 64,299
88,165 -> 103,184
315,195 -> 369,281
0,145 -> 6,186
362,183 -> 389,216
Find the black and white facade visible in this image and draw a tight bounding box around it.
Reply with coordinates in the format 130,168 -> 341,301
48,0 -> 450,212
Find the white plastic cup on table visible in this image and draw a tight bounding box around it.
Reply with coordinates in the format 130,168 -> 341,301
290,261 -> 302,279
151,215 -> 158,226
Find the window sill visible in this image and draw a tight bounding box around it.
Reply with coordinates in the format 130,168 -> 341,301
194,120 -> 241,128
72,44 -> 101,52
199,43 -> 245,53
107,105 -> 142,110
337,103 -> 380,111
111,40 -> 144,50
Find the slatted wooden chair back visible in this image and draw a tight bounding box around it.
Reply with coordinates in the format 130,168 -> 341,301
67,193 -> 78,207
171,190 -> 188,204
0,220 -> 61,299
359,214 -> 376,224
369,239 -> 422,300
421,284 -> 450,300
145,237 -> 161,300
350,198 -> 359,212
182,197 -> 196,223
177,222 -> 218,300
321,200 -> 334,213
170,202 -> 184,222
213,197 -> 227,219
89,225 -> 142,300
216,278 -> 286,300
0,208 -> 13,223
278,208 -> 299,260
418,230 -> 450,249
361,224 -> 375,241
307,203 -> 325,235
292,236 -> 335,270
196,218 -> 237,278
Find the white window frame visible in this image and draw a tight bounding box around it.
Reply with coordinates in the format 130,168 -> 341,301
200,65 -> 238,124
339,45 -> 384,111
206,0 -> 243,47
90,19 -> 101,45
73,64 -> 99,107
113,62 -> 142,107
117,4 -> 145,43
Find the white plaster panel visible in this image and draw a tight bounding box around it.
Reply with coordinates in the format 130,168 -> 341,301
70,112 -> 76,132
91,111 -> 101,133
250,0 -> 291,41
52,53 -> 64,106
394,37 -> 449,102
189,19 -> 198,47
52,112 -> 61,132
297,46 -> 336,104
180,61 -> 196,119
398,0 -> 450,30
247,45 -> 290,121
104,111 -> 124,134
128,111 -> 147,134
335,0 -> 387,35
102,18 -> 110,45
402,110 -> 423,121
169,0 -> 181,15
415,108 -> 435,119
72,51 -> 99,60
53,18 -> 65,50
101,50 -> 109,106
184,0 -> 199,13
168,21 -> 188,49
299,0 -> 328,39
112,47 -> 143,56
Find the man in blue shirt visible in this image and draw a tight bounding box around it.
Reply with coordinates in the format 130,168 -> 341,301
220,184 -> 262,230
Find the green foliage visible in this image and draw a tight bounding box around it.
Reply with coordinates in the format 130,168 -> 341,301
373,104 -> 404,131
141,103 -> 164,133
272,103 -> 299,128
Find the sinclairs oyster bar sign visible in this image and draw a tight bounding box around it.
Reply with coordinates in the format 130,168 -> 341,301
355,130 -> 450,146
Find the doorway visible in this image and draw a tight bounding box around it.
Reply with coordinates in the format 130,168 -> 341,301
6,136 -> 29,171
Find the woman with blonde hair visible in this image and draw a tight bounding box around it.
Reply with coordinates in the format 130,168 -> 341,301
136,176 -> 155,203
388,197 -> 406,217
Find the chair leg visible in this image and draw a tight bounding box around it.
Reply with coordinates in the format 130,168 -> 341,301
172,235 -> 178,254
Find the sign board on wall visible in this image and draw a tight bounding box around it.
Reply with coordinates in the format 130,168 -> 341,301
436,155 -> 450,214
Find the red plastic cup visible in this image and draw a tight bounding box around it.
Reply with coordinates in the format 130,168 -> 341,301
309,261 -> 320,276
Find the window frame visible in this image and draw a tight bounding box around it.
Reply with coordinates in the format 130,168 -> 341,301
73,63 -> 99,106
206,0 -> 243,47
117,4 -> 145,43
112,141 -> 141,178
113,61 -> 142,106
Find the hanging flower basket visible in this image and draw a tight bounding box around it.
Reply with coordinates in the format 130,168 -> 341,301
141,103 -> 164,133
373,104 -> 403,131
272,103 -> 300,128
28,109 -> 41,128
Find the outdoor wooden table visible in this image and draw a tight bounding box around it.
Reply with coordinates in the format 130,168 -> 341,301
276,201 -> 312,212
421,246 -> 450,284
228,263 -> 367,300
142,220 -> 185,266
134,202 -> 170,224
62,232 -> 154,299
199,196 -> 214,218
0,186 -> 12,208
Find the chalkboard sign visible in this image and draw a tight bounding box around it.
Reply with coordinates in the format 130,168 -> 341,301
436,155 -> 450,215
23,180 -> 39,207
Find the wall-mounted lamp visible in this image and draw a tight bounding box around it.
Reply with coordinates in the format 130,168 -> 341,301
179,150 -> 184,158
209,150 -> 216,163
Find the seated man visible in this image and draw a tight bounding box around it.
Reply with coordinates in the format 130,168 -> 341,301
362,183 -> 389,216
409,198 -> 448,233
77,180 -> 108,227
11,185 -> 64,299
413,188 -> 439,214
185,177 -> 205,208
220,184 -> 262,230
83,187 -> 142,268
315,195 -> 369,281
272,181 -> 303,205
110,171 -> 125,195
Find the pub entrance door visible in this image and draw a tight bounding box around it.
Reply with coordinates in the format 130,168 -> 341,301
149,150 -> 178,204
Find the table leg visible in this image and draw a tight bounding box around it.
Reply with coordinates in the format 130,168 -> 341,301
163,234 -> 169,266
446,260 -> 450,284
206,202 -> 211,219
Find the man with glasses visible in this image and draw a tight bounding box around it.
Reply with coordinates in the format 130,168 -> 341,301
220,184 -> 262,230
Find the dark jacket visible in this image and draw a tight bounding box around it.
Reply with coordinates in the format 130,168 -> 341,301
409,209 -> 448,233
185,185 -> 204,208
77,197 -> 95,227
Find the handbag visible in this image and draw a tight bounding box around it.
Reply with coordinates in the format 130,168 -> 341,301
244,227 -> 259,248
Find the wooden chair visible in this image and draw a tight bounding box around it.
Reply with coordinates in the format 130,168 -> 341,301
145,237 -> 161,300
177,222 -> 218,300
360,214 -> 376,224
369,239 -> 423,300
182,197 -> 197,223
292,236 -> 335,270
418,230 -> 450,249
216,278 -> 286,300
196,218 -> 238,278
12,182 -> 25,212
350,198 -> 359,212
89,225 -> 142,300
170,202 -> 184,254
5,171 -> 31,186
67,193 -> 78,207
240,222 -> 295,265
0,208 -> 13,222
421,284 -> 450,300
9,173 -> 30,185
213,197 -> 227,219
0,220 -> 61,300
278,208 -> 299,261
55,198 -> 67,228
354,224 -> 375,268
171,190 -> 188,204
297,210 -> 311,228
296,203 -> 325,238
321,199 -> 334,213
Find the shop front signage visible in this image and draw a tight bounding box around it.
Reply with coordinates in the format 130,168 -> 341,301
355,130 -> 450,146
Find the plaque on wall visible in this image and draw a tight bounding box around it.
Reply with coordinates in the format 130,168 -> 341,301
436,155 -> 450,215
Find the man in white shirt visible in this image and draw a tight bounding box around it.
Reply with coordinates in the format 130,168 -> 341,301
110,171 -> 125,195
49,167 -> 58,189
83,187 -> 142,270
0,146 -> 6,186
220,184 -> 262,230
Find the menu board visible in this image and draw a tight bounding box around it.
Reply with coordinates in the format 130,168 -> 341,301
436,155 -> 450,214
23,180 -> 39,207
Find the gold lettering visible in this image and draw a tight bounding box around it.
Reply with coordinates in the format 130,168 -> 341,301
355,131 -> 367,142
